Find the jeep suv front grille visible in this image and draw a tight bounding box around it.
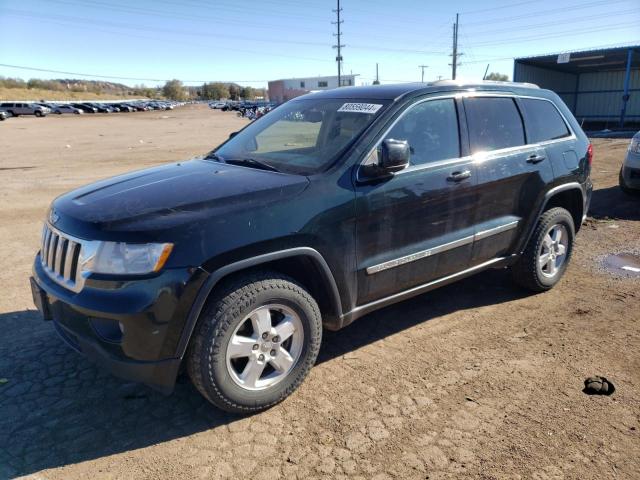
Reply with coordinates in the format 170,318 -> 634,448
40,224 -> 86,292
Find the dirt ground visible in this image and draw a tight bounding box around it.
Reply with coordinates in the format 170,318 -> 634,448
0,105 -> 638,480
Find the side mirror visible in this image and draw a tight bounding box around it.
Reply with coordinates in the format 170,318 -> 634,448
380,139 -> 410,172
229,131 -> 238,139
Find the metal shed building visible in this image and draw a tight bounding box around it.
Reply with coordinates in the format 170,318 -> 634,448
514,45 -> 639,128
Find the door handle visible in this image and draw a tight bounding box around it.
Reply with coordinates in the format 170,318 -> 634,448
526,154 -> 546,164
447,170 -> 471,182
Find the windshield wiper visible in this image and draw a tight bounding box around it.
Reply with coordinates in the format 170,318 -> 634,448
225,157 -> 280,172
204,152 -> 223,162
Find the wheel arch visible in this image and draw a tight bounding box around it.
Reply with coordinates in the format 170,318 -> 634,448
517,182 -> 585,255
175,247 -> 343,360
542,183 -> 585,233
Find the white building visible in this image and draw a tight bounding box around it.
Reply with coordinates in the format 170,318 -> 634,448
268,74 -> 358,104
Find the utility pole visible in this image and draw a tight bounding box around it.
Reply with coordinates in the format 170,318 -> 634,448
332,0 -> 345,87
450,13 -> 463,80
373,63 -> 380,85
418,65 -> 429,83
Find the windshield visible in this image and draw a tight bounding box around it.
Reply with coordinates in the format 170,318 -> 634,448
212,97 -> 390,175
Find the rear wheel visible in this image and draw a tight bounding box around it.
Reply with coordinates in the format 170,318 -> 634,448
619,167 -> 640,196
187,271 -> 322,413
511,207 -> 575,292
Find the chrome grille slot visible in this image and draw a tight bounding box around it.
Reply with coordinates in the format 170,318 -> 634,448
40,224 -> 89,293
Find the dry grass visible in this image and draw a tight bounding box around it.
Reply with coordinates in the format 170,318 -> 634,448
0,87 -> 146,101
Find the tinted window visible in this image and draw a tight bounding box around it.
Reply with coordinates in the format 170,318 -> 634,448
465,97 -> 525,153
385,99 -> 460,165
521,98 -> 570,143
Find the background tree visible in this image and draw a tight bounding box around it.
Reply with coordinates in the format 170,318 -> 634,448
133,84 -> 158,98
162,79 -> 187,100
228,84 -> 240,101
202,82 -> 229,100
240,86 -> 255,100
484,72 -> 509,81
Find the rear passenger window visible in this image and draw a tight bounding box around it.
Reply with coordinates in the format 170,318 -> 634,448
521,98 -> 570,143
464,97 -> 525,153
385,99 -> 460,166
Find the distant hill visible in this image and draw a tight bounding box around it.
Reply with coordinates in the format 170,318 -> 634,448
51,79 -> 135,94
0,77 -> 161,100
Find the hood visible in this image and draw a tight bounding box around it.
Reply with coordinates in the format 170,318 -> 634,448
52,159 -> 309,236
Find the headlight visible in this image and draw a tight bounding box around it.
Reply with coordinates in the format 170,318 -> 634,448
630,138 -> 640,154
86,242 -> 173,275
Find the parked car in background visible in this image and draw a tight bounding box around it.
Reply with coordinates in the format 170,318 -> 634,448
210,101 -> 226,109
51,104 -> 83,115
31,81 -> 592,413
619,131 -> 640,195
87,103 -> 112,113
0,110 -> 8,121
113,103 -> 134,112
71,103 -> 98,113
0,102 -> 50,117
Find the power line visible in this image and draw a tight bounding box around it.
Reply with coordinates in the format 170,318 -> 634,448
459,41 -> 640,65
467,21 -> 639,47
0,63 -> 271,84
462,9 -> 639,37
462,0 -> 635,26
2,9 -> 448,56
459,0 -> 539,15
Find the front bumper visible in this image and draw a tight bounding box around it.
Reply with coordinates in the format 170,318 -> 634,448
32,255 -> 208,393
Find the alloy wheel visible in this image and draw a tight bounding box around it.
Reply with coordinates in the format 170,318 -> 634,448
225,304 -> 304,391
538,224 -> 569,278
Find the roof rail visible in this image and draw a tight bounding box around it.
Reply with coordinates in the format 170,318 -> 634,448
430,79 -> 540,89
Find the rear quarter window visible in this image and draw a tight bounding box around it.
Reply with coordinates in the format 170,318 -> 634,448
464,97 -> 525,153
521,98 -> 571,143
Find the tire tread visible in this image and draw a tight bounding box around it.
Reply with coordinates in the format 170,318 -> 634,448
511,207 -> 574,292
187,271 -> 322,413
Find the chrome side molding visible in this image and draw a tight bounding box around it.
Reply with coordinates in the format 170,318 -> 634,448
366,220 -> 518,275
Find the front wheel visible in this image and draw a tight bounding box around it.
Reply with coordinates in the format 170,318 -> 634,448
187,271 -> 322,413
511,207 -> 575,292
35,111 -> 43,117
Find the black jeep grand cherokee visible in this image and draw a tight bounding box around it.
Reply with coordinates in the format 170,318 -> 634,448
31,81 -> 592,412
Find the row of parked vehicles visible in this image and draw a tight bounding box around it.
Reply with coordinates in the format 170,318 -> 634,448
0,100 -> 183,120
209,100 -> 276,121
209,100 -> 276,112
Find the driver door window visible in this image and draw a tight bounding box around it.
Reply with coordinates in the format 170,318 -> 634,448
384,99 -> 460,166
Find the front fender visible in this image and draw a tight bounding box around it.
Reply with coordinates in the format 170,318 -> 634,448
174,247 -> 343,359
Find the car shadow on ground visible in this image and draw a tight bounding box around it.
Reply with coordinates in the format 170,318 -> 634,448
0,269 -> 527,477
589,185 -> 640,221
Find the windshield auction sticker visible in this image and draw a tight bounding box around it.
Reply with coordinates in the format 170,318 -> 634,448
337,103 -> 383,114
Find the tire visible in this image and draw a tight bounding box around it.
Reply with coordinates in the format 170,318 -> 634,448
619,167 -> 640,196
511,207 -> 575,292
187,271 -> 322,413
35,111 -> 43,117
9,111 -> 17,117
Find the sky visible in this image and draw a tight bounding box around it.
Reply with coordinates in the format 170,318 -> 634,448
0,0 -> 639,88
